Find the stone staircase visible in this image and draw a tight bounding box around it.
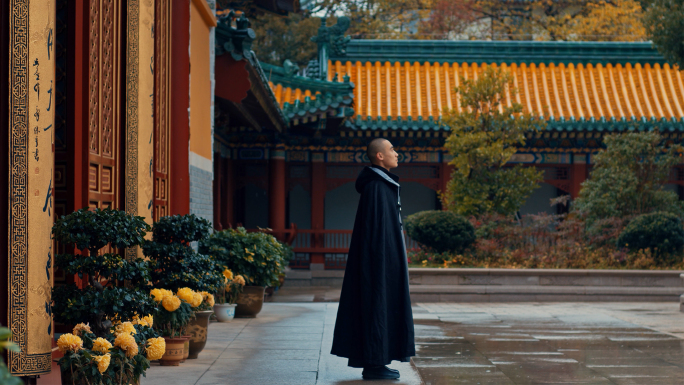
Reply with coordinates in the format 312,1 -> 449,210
408,268 -> 684,303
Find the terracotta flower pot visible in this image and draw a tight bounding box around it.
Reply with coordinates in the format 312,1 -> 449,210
235,286 -> 265,318
213,303 -> 237,322
159,337 -> 186,366
188,310 -> 213,359
181,335 -> 190,362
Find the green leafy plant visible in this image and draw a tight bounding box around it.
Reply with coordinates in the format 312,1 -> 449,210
573,132 -> 683,222
0,325 -> 21,385
199,227 -> 288,287
143,214 -> 224,293
57,320 -> 164,385
442,66 -> 544,216
405,210 -> 476,253
617,211 -> 684,258
52,208 -> 156,336
643,0 -> 684,68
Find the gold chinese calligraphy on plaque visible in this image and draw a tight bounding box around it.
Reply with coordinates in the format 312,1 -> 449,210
8,0 -> 56,376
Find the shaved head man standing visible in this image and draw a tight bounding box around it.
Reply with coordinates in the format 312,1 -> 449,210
330,138 -> 415,380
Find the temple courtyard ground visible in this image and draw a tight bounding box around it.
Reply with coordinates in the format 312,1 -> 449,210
139,288 -> 684,385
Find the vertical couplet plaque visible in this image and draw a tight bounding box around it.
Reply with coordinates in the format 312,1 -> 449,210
8,0 -> 56,376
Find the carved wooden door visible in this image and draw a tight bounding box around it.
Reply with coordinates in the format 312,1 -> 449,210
153,0 -> 170,220
88,0 -> 122,210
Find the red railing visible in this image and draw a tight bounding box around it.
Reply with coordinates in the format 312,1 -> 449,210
246,225 -> 420,269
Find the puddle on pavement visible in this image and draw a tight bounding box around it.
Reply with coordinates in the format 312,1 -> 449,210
412,317 -> 684,385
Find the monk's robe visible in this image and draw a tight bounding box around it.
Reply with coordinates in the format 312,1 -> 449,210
331,164 -> 415,367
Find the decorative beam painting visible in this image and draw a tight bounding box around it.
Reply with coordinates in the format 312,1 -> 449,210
7,0 -> 56,376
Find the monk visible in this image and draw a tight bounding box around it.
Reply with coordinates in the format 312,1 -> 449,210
330,138 -> 415,380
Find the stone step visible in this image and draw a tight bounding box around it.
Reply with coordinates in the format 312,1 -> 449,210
409,268 -> 684,287
410,284 -> 683,302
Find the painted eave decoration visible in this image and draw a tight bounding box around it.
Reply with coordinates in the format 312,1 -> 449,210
262,62 -> 355,124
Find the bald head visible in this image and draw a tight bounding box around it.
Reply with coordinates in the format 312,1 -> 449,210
366,138 -> 389,164
366,138 -> 399,170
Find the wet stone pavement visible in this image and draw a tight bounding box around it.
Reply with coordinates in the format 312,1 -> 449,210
413,303 -> 684,385
140,302 -> 684,385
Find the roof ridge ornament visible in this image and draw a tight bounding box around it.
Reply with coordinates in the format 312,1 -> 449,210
216,10 -> 256,61
309,17 -> 351,81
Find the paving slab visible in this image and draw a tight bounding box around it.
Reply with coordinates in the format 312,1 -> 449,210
140,303 -> 422,385
413,302 -> 684,385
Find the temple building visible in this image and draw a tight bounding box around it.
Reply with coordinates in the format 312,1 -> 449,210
0,0 -> 296,381
213,18 -> 684,272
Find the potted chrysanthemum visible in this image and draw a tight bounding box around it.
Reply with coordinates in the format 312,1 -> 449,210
57,317 -> 165,385
144,215 -> 224,360
199,227 -> 289,318
212,269 -> 246,322
149,288 -> 193,366
176,287 -> 215,359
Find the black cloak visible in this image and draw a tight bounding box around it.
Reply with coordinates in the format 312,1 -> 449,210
330,165 -> 415,367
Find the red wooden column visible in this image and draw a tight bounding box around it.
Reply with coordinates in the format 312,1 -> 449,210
310,153 -> 326,269
222,157 -> 234,227
269,150 -> 287,240
440,160 -> 454,209
169,0 -> 190,215
569,154 -> 588,199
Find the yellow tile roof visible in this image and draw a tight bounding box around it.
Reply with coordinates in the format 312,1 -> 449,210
320,60 -> 684,122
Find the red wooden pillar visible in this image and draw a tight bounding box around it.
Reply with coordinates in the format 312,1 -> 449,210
269,150 -> 287,240
440,162 -> 454,209
310,153 -> 326,269
222,157 -> 234,227
169,0 -> 190,215
569,154 -> 588,199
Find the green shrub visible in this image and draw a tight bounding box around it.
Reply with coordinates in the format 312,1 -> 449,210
617,211 -> 684,258
51,208 -> 156,336
199,227 -> 288,287
405,210 -> 476,253
143,214 -> 224,293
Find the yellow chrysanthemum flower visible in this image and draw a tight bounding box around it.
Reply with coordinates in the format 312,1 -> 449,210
234,275 -> 246,286
92,337 -> 112,354
141,315 -> 154,327
93,353 -> 111,373
72,323 -> 92,337
176,287 -> 195,304
201,292 -> 215,307
223,269 -> 233,281
162,295 -> 181,312
190,292 -> 203,308
146,337 -> 166,361
150,288 -> 164,303
114,321 -> 136,337
57,333 -> 83,353
114,333 -> 139,358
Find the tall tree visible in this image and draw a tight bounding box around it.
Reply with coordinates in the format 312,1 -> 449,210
573,132 -> 683,222
251,13 -> 322,67
552,0 -> 646,41
442,67 -> 544,217
416,0 -> 647,40
643,0 -> 684,67
417,0 -> 478,39
308,0 -> 434,38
